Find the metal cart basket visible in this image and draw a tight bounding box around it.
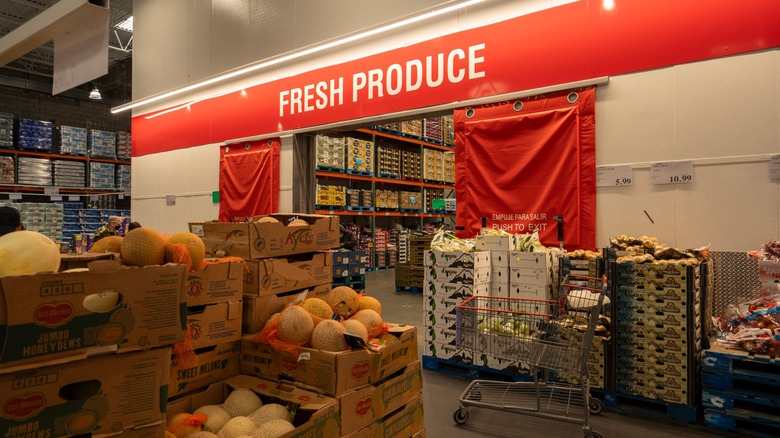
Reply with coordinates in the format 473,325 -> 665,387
453,274 -> 608,438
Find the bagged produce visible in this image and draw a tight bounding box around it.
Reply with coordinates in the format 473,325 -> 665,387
714,294 -> 780,355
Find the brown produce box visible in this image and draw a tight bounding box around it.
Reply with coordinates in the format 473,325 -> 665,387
338,361 -> 422,436
185,260 -> 243,306
240,324 -> 418,396
0,347 -> 170,438
243,252 -> 332,297
343,394 -> 424,438
189,214 -> 340,259
186,301 -> 242,350
168,341 -> 241,398
0,261 -> 187,372
58,253 -> 118,271
242,284 -> 330,334
167,375 -> 339,437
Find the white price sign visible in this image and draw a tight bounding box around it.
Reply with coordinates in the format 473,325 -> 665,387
770,154 -> 780,180
596,165 -> 632,187
651,160 -> 694,185
9,193 -> 21,200
44,186 -> 59,195
68,196 -> 81,201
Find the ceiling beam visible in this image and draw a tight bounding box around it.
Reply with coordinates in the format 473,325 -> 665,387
0,13 -> 24,25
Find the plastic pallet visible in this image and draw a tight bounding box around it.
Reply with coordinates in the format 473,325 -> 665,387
426,210 -> 447,214
422,138 -> 444,145
396,286 -> 422,294
345,206 -> 374,212
401,177 -> 423,182
378,173 -> 401,180
333,275 -> 366,285
345,169 -> 373,177
705,409 -> 780,438
703,343 -> 780,375
603,391 -> 698,423
703,386 -> 780,412
375,265 -> 394,270
703,368 -> 780,393
315,205 -> 346,211
422,355 -> 533,382
398,209 -> 422,213
317,165 -> 346,173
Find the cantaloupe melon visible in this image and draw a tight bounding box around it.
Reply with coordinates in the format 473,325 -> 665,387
301,298 -> 332,321
218,417 -> 256,438
257,217 -> 279,224
324,286 -> 360,318
277,306 -> 314,344
248,404 -> 290,427
195,405 -> 231,433
343,319 -> 368,343
0,230 -> 61,276
287,219 -> 308,227
167,232 -> 206,269
120,228 -> 166,266
253,419 -> 295,438
310,320 -> 348,352
89,236 -> 123,253
378,333 -> 399,345
349,309 -> 384,338
222,389 -> 263,417
263,313 -> 281,329
358,296 -> 382,315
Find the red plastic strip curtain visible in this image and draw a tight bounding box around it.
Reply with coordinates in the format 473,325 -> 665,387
454,87 -> 596,249
219,139 -> 280,222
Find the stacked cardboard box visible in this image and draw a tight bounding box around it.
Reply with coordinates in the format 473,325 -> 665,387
443,151 -> 455,184
423,117 -> 442,142
398,229 -> 410,263
0,262 -> 188,437
377,145 -> 401,177
240,324 -> 422,437
402,149 -> 422,179
423,149 -> 443,182
16,118 -> 53,151
442,115 -> 454,144
317,183 -> 346,207
17,156 -> 52,185
53,160 -> 86,188
399,190 -> 422,210
476,235 -> 513,298
444,198 -> 456,213
191,214 -> 339,338
0,113 -> 12,148
58,125 -> 87,156
316,134 -> 346,170
0,156 -> 13,184
116,164 -> 131,189
333,250 -> 367,277
613,262 -> 702,405
116,131 -> 131,160
375,189 -> 399,209
423,250 -> 491,365
89,161 -> 115,189
88,129 -> 116,159
169,261 -> 244,399
395,235 -> 432,289
1,202 -> 63,242
508,251 -> 553,300
346,137 -> 373,174
401,119 -> 423,137
424,188 -> 444,212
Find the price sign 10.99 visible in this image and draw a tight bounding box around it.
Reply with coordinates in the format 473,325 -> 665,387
651,160 -> 694,185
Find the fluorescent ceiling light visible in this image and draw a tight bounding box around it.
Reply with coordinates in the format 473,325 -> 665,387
115,16 -> 133,32
111,0 -> 485,114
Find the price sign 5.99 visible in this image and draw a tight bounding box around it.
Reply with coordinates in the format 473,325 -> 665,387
596,164 -> 632,187
651,160 -> 694,185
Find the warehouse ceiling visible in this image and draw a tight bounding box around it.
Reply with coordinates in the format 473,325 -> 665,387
0,0 -> 133,102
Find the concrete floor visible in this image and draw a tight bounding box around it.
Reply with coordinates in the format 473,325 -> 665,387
365,269 -> 734,438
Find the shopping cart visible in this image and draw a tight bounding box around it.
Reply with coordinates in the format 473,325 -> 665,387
453,274 -> 608,438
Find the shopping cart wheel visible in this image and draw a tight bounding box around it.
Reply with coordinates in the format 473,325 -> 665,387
588,397 -> 603,415
453,407 -> 469,424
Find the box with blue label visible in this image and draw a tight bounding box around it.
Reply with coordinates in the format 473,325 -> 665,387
334,264 -> 351,277
351,250 -> 367,264
58,125 -> 88,155
16,118 -> 53,151
332,250 -> 351,265
88,129 -> 116,158
348,263 -> 365,275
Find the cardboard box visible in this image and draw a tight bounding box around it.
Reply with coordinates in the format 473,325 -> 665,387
242,284 -> 330,334
168,341 -> 241,398
490,281 -> 510,297
186,301 -> 242,349
344,394 -> 423,438
339,361 -> 422,436
423,251 -> 491,270
351,251 -> 367,264
491,266 -> 510,283
168,375 -> 340,437
243,252 -> 332,297
426,266 -> 491,285
475,235 -> 513,251
186,260 -> 243,306
509,267 -> 550,286
240,324 -> 417,396
57,253 -> 118,271
509,251 -> 552,270
425,280 -> 488,301
332,250 -> 351,265
0,347 -> 170,438
490,251 -> 510,267
0,262 -> 186,371
190,214 -> 340,259
507,283 -> 551,300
